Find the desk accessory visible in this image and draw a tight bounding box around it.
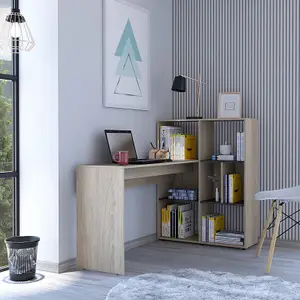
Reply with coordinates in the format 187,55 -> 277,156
171,74 -> 206,119
218,92 -> 242,118
156,149 -> 169,159
208,174 -> 220,202
112,151 -> 129,165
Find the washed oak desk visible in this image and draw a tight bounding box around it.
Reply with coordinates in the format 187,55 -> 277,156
76,160 -> 197,275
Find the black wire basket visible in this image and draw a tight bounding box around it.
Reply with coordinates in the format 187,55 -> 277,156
5,236 -> 40,281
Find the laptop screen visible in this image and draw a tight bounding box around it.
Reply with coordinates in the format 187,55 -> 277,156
105,130 -> 137,160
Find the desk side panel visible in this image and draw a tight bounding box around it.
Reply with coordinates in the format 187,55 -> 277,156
77,166 -> 124,274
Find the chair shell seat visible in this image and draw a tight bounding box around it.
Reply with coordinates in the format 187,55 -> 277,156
255,185 -> 300,202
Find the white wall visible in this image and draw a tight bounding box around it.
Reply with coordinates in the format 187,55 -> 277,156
58,0 -> 172,262
19,0 -> 59,263
20,0 -> 172,265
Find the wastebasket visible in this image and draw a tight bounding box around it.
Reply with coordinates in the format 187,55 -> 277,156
5,236 -> 40,282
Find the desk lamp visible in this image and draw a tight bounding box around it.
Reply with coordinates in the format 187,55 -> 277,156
172,74 -> 206,119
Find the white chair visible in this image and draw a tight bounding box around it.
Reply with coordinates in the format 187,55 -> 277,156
255,185 -> 300,273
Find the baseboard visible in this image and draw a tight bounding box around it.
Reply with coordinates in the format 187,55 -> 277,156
125,234 -> 157,251
37,258 -> 76,274
37,260 -> 59,273
58,258 -> 76,273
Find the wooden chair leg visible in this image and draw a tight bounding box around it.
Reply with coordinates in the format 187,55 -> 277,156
265,205 -> 283,273
256,201 -> 276,257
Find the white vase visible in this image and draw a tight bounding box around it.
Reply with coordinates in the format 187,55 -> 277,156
215,187 -> 219,202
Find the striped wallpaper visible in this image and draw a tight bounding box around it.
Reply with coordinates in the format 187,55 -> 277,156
173,0 -> 300,240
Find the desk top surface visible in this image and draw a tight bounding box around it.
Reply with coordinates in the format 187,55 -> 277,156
80,160 -> 198,169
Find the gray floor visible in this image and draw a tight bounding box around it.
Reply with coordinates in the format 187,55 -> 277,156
1,240 -> 300,299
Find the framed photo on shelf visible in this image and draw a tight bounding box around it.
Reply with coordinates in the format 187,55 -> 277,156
102,0 -> 150,111
218,92 -> 242,118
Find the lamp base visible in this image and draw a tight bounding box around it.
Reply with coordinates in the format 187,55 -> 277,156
186,116 -> 203,119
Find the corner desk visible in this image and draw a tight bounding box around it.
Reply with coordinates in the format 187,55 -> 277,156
77,118 -> 259,275
76,160 -> 198,275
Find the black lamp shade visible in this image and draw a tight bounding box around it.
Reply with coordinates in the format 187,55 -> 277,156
171,76 -> 186,92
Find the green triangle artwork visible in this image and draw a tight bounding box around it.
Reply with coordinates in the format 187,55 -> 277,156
114,19 -> 142,97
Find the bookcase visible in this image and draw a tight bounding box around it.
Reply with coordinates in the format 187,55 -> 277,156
157,118 -> 259,249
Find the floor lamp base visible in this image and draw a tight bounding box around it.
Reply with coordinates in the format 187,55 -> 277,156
186,116 -> 203,119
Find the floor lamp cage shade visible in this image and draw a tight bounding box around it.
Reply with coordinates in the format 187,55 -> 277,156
0,9 -> 35,53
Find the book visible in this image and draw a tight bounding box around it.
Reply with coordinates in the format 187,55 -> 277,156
208,215 -> 225,242
171,210 -> 176,238
178,209 -> 194,239
161,208 -> 168,237
224,174 -> 228,203
177,204 -> 192,238
228,174 -> 242,203
202,215 -> 207,242
217,155 -> 235,161
166,204 -> 178,237
237,132 -> 241,161
241,132 -> 245,161
193,202 -> 198,234
216,230 -> 244,238
160,126 -> 182,156
215,236 -> 244,243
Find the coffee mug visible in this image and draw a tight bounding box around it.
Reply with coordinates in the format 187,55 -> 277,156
113,151 -> 129,165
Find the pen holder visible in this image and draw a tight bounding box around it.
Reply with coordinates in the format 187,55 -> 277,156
149,149 -> 159,159
156,149 -> 169,159
148,149 -> 169,160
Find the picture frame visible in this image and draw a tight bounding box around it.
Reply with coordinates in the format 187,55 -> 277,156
102,0 -> 150,111
218,92 -> 242,119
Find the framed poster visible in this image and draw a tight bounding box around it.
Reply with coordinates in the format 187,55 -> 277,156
103,0 -> 150,110
218,92 -> 242,118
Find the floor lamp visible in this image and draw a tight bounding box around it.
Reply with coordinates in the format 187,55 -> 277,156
172,74 -> 206,119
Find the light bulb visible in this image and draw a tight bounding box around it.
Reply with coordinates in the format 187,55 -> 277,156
10,23 -> 21,38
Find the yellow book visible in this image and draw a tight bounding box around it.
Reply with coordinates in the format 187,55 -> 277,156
183,135 -> 196,160
229,174 -> 242,203
209,215 -> 225,242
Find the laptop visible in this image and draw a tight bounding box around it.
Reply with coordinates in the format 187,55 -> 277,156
105,129 -> 171,164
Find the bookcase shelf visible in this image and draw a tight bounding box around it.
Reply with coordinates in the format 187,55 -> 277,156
199,241 -> 245,249
201,159 -> 245,163
159,235 -> 199,244
157,118 -> 259,250
202,199 -> 244,206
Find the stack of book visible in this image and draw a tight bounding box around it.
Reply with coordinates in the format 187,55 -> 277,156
223,173 -> 242,203
162,203 -> 194,239
201,214 -> 225,243
236,132 -> 245,161
215,231 -> 244,246
217,154 -> 235,161
168,188 -> 197,201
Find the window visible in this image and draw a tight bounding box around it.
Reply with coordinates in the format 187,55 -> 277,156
0,0 -> 19,270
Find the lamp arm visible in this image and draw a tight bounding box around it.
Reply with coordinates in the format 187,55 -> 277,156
181,74 -> 206,84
